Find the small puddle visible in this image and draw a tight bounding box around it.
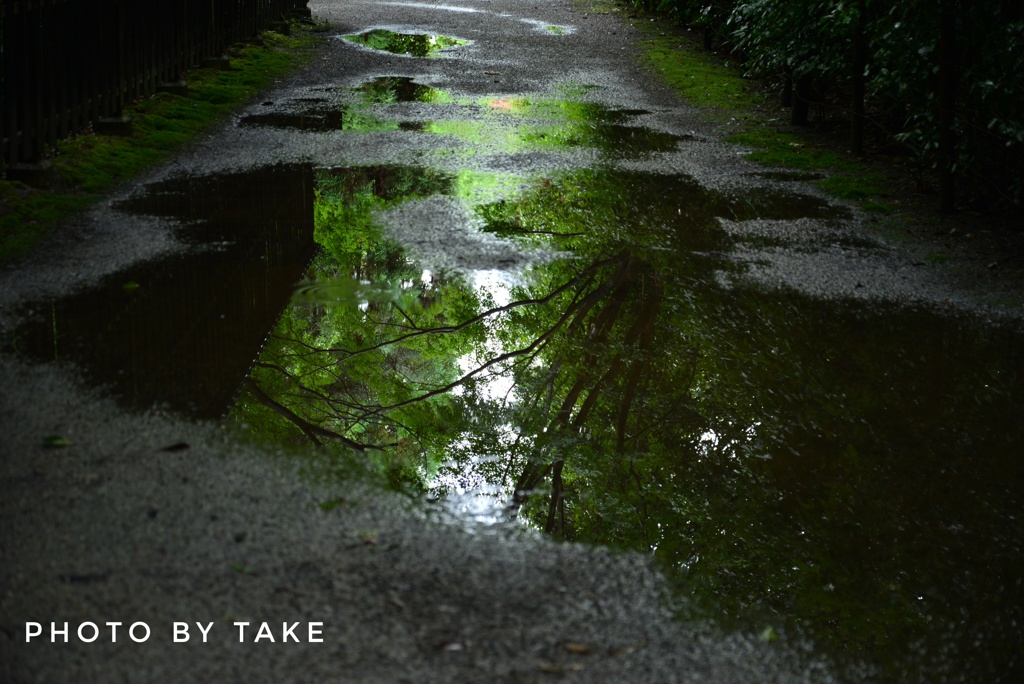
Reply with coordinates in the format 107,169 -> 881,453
516,122 -> 688,154
357,76 -> 448,103
342,29 -> 468,57
415,98 -> 699,157
238,78 -> 449,132
239,106 -> 399,133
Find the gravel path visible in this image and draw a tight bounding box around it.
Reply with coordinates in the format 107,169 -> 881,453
4,1 -> 1017,681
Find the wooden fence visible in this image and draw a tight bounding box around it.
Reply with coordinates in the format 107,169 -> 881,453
1,0 -> 310,171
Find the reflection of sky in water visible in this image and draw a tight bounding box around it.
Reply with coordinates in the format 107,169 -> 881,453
434,268 -> 520,525
383,2 -> 484,13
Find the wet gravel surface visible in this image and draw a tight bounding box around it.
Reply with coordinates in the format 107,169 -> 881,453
2,0 -> 1021,682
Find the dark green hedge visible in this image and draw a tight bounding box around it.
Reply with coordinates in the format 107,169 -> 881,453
630,0 -> 1024,212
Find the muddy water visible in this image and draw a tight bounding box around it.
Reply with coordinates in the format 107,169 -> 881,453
8,77 -> 1023,682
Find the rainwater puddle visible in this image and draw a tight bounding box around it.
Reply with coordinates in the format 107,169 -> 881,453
226,164 -> 1024,683
238,78 -> 448,132
7,165 -> 317,418
422,119 -> 695,157
6,82 -> 1021,681
414,98 -> 697,157
239,105 -> 399,133
517,122 -> 687,154
341,29 -> 468,57
357,76 -> 449,104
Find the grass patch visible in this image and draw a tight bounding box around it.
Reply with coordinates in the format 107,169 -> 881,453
0,22 -> 326,263
640,36 -> 761,113
636,22 -> 893,213
729,128 -> 847,170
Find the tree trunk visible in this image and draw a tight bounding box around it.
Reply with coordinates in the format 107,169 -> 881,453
792,74 -> 813,126
851,0 -> 867,154
781,66 -> 793,108
938,0 -> 958,212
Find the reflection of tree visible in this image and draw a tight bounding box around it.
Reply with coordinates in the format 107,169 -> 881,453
501,250 -> 669,536
232,166 -> 469,483
346,30 -> 463,58
232,165 -> 1024,680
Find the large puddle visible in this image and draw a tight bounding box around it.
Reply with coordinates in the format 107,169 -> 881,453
8,81 -> 1023,682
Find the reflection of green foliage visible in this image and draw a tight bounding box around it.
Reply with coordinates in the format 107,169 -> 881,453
519,123 -> 682,154
424,117 -> 684,157
460,168 -> 1024,681
357,77 -> 453,104
343,30 -> 467,57
418,87 -> 685,161
453,171 -> 527,205
232,160 -> 1022,681
233,165 -> 483,487
313,180 -> 383,266
477,96 -> 635,124
339,108 -> 401,132
312,166 -> 455,271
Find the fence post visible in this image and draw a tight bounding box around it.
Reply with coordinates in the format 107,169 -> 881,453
4,0 -> 313,169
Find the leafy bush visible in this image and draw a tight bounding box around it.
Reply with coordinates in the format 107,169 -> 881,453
639,0 -> 1024,211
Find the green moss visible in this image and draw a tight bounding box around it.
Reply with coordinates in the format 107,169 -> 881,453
0,184 -> 96,256
730,128 -> 847,170
818,173 -> 887,201
0,22 -> 326,262
640,34 -> 762,114
637,24 -> 892,213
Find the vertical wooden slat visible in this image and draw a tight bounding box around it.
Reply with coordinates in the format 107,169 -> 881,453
3,0 -> 310,168
42,0 -> 57,149
25,0 -> 45,162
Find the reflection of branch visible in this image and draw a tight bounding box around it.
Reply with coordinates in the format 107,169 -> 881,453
326,253 -> 628,359
629,461 -> 651,549
243,378 -> 386,452
390,301 -> 418,328
544,460 -> 565,537
492,228 -> 586,237
365,273 -> 602,417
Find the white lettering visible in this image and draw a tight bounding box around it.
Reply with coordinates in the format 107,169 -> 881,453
254,622 -> 274,642
107,622 -> 122,642
129,622 -> 150,643
196,621 -> 214,643
77,622 -> 99,643
173,622 -> 189,642
25,622 -> 42,642
52,622 -> 69,643
281,622 -> 299,643
230,621 -> 324,642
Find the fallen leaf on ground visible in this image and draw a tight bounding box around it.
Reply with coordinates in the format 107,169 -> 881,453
561,641 -> 593,655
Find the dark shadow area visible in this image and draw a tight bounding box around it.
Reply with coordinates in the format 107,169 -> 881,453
6,165 -> 317,418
